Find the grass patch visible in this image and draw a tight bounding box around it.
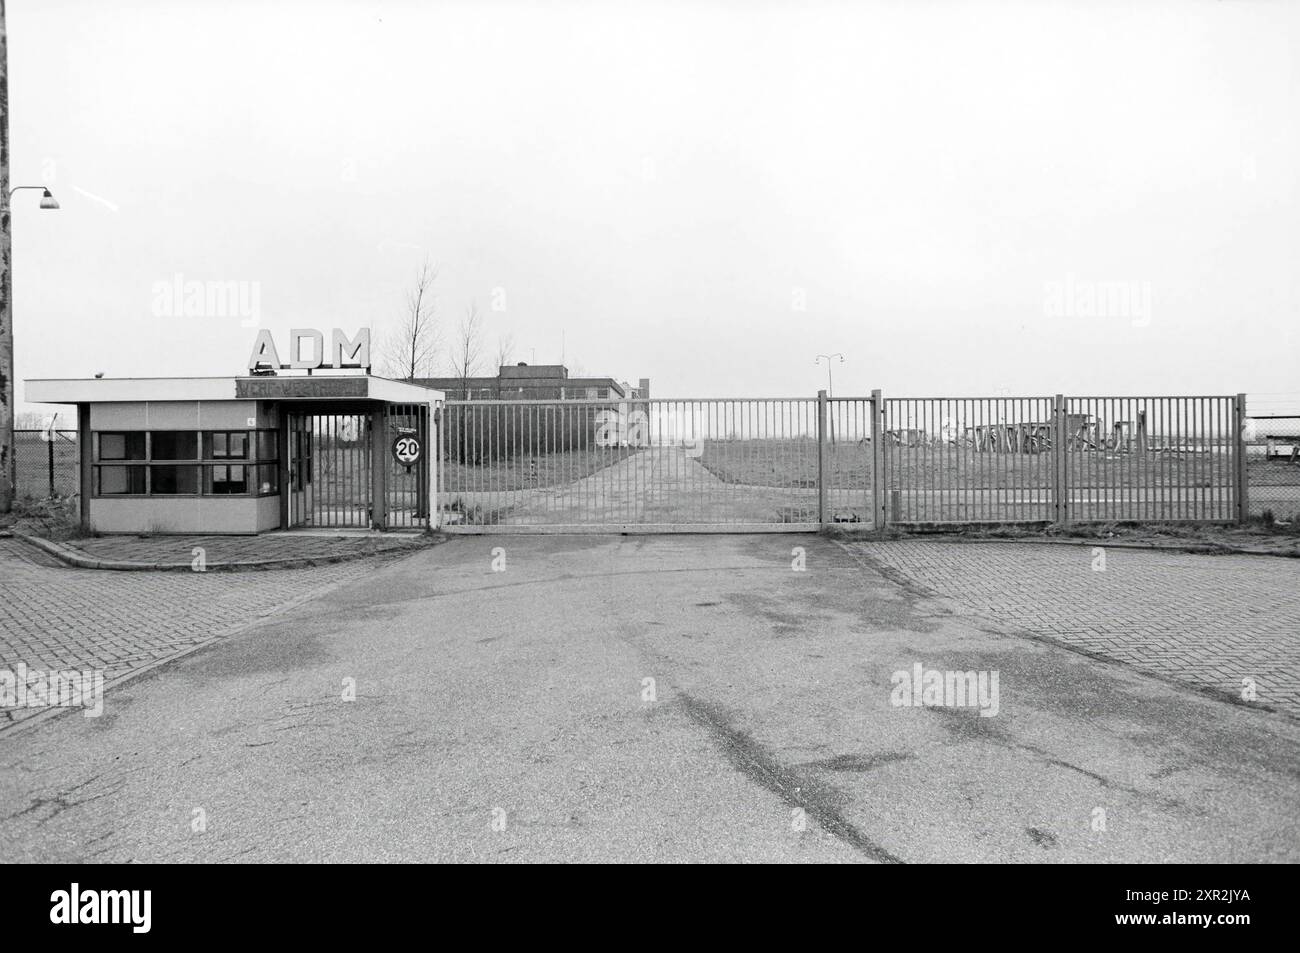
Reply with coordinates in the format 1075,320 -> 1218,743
5,495 -> 90,541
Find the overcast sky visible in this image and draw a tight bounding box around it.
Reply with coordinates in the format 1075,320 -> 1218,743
9,0 -> 1298,414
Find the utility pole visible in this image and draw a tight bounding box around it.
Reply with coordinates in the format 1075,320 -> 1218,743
1,0 -> 13,513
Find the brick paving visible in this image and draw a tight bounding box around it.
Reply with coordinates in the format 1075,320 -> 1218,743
844,540 -> 1300,718
0,539 -> 391,729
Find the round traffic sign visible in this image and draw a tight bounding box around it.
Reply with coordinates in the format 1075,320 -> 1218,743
392,434 -> 421,466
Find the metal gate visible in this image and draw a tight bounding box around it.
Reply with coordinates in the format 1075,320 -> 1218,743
286,406 -> 432,530
436,392 -> 1243,533
382,402 -> 432,530
880,395 -> 1241,524
437,397 -> 873,533
287,412 -> 373,528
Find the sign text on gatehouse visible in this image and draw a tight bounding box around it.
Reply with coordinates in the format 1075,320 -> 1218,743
248,328 -> 371,373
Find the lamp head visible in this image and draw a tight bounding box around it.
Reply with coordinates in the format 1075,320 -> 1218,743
39,189 -> 59,210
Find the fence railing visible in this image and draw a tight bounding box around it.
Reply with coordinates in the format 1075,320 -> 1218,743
437,398 -> 826,529
1244,412 -> 1300,520
879,395 -> 1243,524
15,394 -> 1296,528
12,429 -> 79,500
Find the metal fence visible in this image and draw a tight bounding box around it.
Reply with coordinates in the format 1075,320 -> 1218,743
881,396 -> 1240,524
440,393 -> 1248,532
438,398 -> 829,531
12,429 -> 79,500
15,392 -> 1290,530
1245,411 -> 1300,520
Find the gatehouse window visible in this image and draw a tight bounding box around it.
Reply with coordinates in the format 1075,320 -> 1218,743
93,430 -> 280,497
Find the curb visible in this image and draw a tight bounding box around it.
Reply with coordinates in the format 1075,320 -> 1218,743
829,531 -> 1298,559
9,531 -> 445,572
911,535 -> 1293,558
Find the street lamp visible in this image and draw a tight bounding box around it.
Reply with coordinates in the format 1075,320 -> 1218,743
4,185 -> 59,211
0,185 -> 59,512
815,353 -> 844,397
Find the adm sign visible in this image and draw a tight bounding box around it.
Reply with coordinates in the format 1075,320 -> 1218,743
248,328 -> 370,372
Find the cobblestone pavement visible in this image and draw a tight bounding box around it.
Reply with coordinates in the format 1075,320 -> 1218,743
843,540 -> 1300,718
0,539 -> 394,729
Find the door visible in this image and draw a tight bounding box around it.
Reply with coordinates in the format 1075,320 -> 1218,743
287,414 -> 314,526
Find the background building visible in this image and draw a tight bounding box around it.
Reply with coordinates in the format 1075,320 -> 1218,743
414,364 -> 649,401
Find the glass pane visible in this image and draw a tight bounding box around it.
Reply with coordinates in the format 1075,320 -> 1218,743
215,464 -> 247,494
257,431 -> 278,461
259,463 -> 279,495
96,465 -> 146,495
150,465 -> 200,494
98,432 -> 146,460
227,433 -> 248,459
212,432 -> 228,458
100,433 -> 124,460
151,432 -> 198,460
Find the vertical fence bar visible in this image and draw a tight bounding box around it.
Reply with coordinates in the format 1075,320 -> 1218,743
1235,392 -> 1248,524
371,409 -> 386,529
1051,396 -> 1060,524
817,390 -> 828,527
870,389 -> 884,528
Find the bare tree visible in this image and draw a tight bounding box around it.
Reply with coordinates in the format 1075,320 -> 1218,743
450,302 -> 485,397
494,331 -> 515,372
381,260 -> 441,379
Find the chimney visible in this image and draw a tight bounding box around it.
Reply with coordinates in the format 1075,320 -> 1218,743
638,378 -> 650,399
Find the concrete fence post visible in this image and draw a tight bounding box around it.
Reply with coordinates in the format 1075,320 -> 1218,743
434,400 -> 444,527
871,388 -> 885,529
371,409 -> 387,530
1053,393 -> 1069,526
817,389 -> 828,528
1235,392 -> 1249,524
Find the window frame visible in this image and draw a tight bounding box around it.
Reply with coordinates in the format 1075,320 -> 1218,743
92,429 -> 281,499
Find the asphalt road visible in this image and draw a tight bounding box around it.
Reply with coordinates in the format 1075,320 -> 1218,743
2,535 -> 1297,862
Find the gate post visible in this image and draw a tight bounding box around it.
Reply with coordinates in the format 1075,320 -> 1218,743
817,389 -> 829,527
1234,392 -> 1249,524
1053,394 -> 1069,526
371,408 -> 387,530
871,388 -> 885,529
434,403 -> 444,530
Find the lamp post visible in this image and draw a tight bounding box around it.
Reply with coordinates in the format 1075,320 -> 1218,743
815,353 -> 844,446
0,186 -> 60,512
815,353 -> 844,397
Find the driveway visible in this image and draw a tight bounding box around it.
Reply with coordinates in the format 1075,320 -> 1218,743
1,535 -> 1297,862
449,447 -> 837,525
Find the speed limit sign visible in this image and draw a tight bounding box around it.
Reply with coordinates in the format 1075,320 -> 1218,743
392,434 -> 422,466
